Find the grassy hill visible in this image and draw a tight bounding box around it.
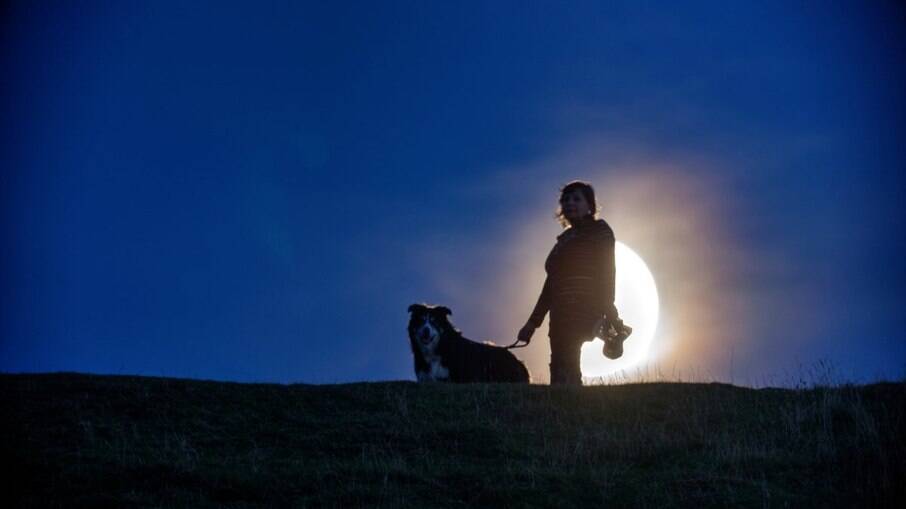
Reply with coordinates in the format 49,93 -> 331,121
2,373 -> 904,508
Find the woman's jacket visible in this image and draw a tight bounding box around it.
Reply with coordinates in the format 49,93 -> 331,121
527,215 -> 618,329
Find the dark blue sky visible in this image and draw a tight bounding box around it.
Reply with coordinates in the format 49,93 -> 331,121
3,1 -> 904,385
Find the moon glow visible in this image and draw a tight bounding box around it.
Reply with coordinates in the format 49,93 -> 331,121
580,241 -> 660,380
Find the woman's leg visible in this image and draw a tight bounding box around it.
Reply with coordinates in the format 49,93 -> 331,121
550,343 -> 582,385
549,335 -> 583,385
548,306 -> 595,386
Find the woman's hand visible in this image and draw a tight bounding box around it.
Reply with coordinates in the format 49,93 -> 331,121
517,322 -> 537,345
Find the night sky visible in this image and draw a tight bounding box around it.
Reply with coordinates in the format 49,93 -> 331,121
3,1 -> 904,385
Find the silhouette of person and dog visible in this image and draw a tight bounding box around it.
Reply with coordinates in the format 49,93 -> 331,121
408,180 -> 630,385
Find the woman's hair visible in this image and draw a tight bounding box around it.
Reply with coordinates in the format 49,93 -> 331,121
554,180 -> 599,228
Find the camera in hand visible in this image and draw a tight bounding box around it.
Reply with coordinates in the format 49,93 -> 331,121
593,315 -> 633,360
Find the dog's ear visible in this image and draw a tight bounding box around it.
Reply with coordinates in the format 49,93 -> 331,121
408,303 -> 426,314
436,306 -> 452,317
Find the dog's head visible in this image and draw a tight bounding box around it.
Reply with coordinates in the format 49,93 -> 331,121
407,303 -> 453,354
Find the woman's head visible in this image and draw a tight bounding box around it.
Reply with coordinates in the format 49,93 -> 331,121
555,180 -> 599,228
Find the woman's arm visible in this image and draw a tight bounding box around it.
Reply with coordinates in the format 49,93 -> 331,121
527,276 -> 552,328
592,227 -> 619,320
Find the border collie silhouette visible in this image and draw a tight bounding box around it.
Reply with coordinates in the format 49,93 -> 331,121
407,303 -> 530,383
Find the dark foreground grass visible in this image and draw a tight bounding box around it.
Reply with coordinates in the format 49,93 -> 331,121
2,373 -> 904,508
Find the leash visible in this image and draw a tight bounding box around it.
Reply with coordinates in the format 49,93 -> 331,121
504,338 -> 530,349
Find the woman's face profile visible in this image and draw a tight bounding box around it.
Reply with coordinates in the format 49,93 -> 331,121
560,189 -> 591,224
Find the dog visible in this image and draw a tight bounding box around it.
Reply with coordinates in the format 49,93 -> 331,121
407,303 -> 530,383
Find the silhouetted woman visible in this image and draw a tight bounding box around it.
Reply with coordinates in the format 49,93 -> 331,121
517,181 -> 620,385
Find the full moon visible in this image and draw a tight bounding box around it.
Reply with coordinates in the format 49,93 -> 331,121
580,241 -> 659,380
